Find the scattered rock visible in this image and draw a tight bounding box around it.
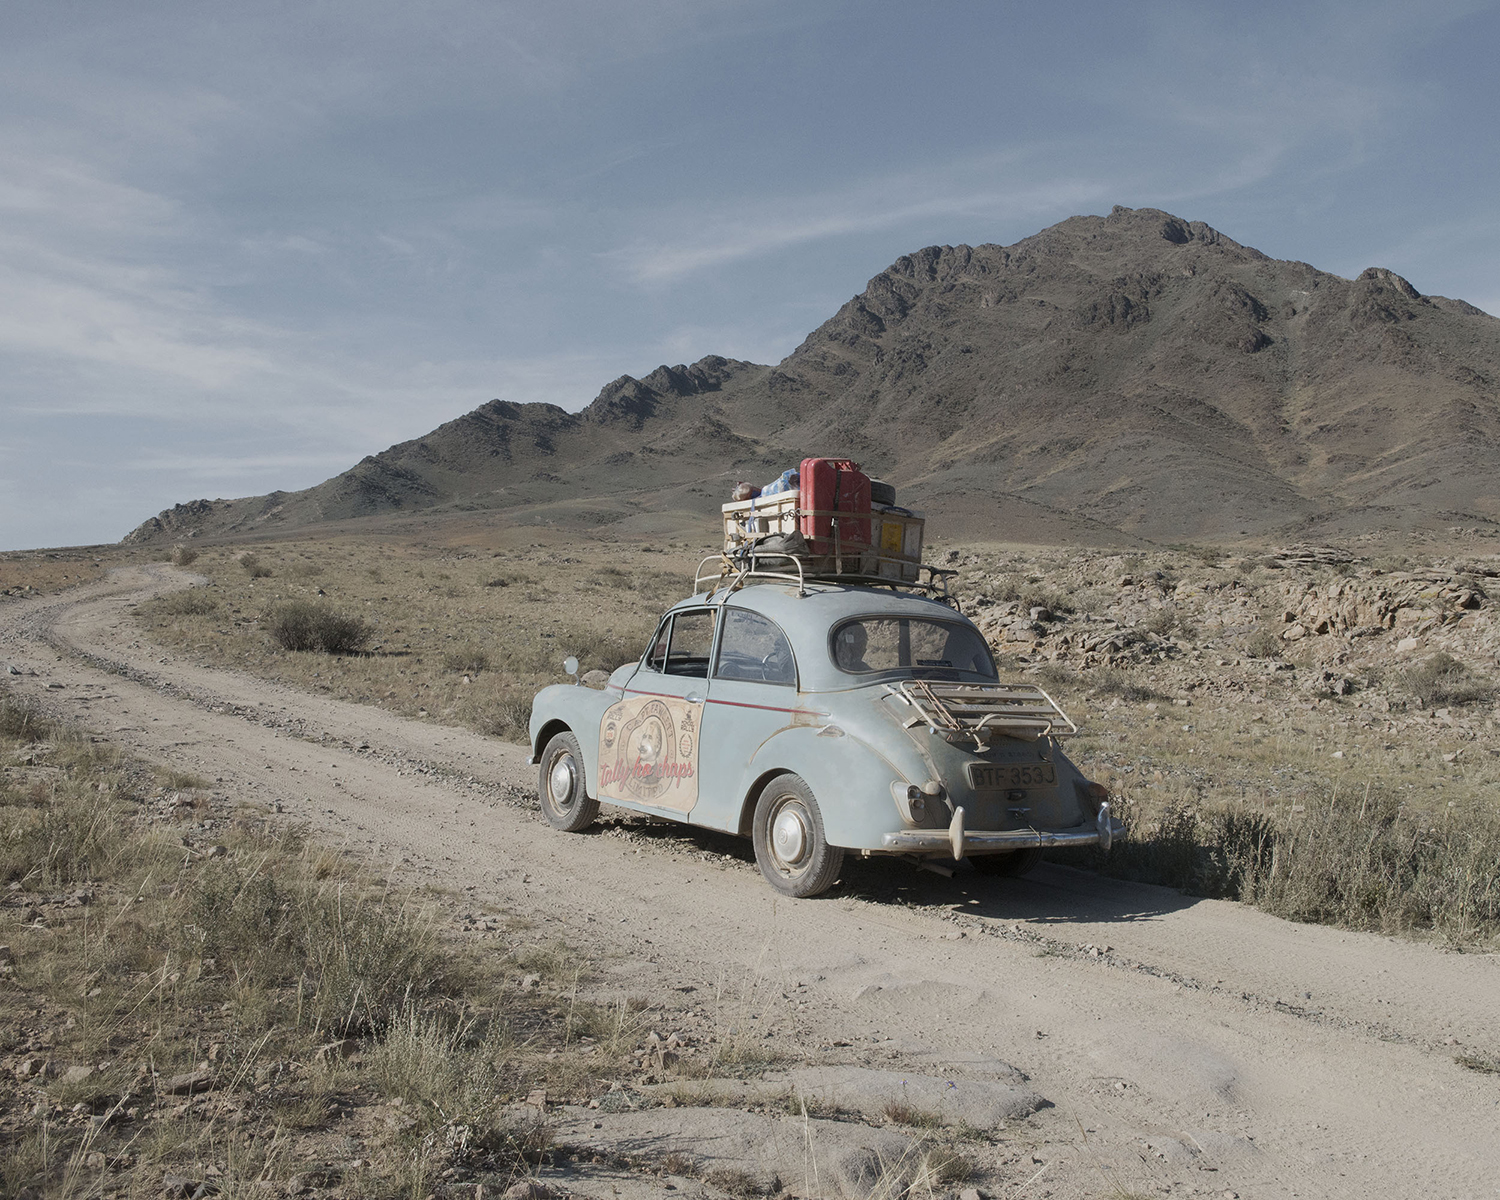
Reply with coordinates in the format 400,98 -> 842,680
162,1068 -> 214,1095
316,1039 -> 358,1063
161,1174 -> 199,1199
15,1057 -> 54,1080
502,1183 -> 554,1200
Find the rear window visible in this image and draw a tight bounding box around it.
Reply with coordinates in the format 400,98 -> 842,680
831,617 -> 996,681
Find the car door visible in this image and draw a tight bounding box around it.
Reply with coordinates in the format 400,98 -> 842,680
690,606 -> 812,833
597,607 -> 716,817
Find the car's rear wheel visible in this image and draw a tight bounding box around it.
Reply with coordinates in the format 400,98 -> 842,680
752,774 -> 844,898
970,847 -> 1044,877
538,730 -> 599,832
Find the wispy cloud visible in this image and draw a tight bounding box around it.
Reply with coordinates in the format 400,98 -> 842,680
604,158 -> 1111,283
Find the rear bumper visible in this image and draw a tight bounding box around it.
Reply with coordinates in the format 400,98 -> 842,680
879,802 -> 1124,859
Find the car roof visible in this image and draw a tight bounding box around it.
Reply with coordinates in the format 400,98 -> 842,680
664,581 -> 979,692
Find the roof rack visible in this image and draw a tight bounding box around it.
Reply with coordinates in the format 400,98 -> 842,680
694,550 -> 958,602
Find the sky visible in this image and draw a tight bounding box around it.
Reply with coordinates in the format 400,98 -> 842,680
2,0 -> 1498,550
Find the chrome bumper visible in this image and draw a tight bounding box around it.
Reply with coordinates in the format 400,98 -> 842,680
879,802 -> 1124,858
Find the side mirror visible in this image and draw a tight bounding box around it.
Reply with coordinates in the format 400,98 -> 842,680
563,655 -> 580,685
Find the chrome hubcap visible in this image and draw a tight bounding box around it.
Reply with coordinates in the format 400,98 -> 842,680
772,805 -> 808,865
549,755 -> 577,807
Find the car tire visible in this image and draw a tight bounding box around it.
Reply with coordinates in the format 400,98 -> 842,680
970,848 -> 1044,877
538,730 -> 599,832
752,774 -> 844,898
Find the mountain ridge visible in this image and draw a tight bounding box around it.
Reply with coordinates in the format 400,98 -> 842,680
126,206 -> 1500,547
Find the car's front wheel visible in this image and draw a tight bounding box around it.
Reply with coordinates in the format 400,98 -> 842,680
538,730 -> 599,832
970,848 -> 1044,877
752,774 -> 844,898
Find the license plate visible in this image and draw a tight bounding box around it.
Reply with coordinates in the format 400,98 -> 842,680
967,761 -> 1057,790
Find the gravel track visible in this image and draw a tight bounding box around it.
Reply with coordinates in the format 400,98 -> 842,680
3,566 -> 1497,1199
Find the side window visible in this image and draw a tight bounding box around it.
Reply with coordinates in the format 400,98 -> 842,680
663,610 -> 716,678
714,609 -> 797,686
644,618 -> 671,672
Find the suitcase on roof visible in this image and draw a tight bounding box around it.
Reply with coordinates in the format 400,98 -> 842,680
799,457 -> 871,562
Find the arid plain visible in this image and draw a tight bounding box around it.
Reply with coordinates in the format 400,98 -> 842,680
2,507 -> 1498,1200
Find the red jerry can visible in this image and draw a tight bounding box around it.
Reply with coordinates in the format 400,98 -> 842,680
799,457 -> 872,557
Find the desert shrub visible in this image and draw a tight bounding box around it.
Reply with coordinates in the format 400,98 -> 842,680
184,855 -> 450,1035
1032,662 -> 1079,690
442,644 -> 490,674
1067,790 -> 1500,942
1402,652 -> 1494,708
1095,801 -> 1203,890
1087,668 -> 1164,702
370,1007 -> 505,1120
267,601 -> 372,655
1143,605 -> 1194,640
154,588 -> 219,617
236,551 -> 273,579
300,883 -> 450,1034
0,792 -> 122,887
1243,794 -> 1500,939
0,695 -> 51,743
169,544 -> 198,566
986,577 -> 1076,615
475,693 -> 533,743
1244,625 -> 1285,658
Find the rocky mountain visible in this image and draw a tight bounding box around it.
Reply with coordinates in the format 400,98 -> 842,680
127,205 -> 1500,547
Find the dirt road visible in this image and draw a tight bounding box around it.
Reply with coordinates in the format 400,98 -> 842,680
3,567 -> 1497,1199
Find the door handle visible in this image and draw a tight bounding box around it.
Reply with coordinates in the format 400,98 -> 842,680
686,694 -> 704,705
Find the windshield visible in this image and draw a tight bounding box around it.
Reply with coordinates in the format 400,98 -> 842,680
830,617 -> 997,681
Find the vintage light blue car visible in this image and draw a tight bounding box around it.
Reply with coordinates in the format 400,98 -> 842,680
529,570 -> 1123,897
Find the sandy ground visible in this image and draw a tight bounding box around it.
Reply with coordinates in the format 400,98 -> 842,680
3,566 -> 1498,1200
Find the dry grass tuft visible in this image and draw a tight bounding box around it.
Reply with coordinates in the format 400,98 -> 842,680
1402,652 -> 1494,708
1075,787 -> 1500,942
1244,624 -> 1286,658
441,644 -> 491,674
152,588 -> 219,617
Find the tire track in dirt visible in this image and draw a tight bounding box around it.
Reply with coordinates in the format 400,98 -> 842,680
3,566 -> 1498,1200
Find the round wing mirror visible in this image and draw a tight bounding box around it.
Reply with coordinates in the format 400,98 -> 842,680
563,655 -> 579,677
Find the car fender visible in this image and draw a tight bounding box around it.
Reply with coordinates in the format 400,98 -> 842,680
740,724 -> 910,851
529,683 -> 616,797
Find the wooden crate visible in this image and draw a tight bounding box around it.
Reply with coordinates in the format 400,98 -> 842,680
871,509 -> 924,581
722,492 -> 800,551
